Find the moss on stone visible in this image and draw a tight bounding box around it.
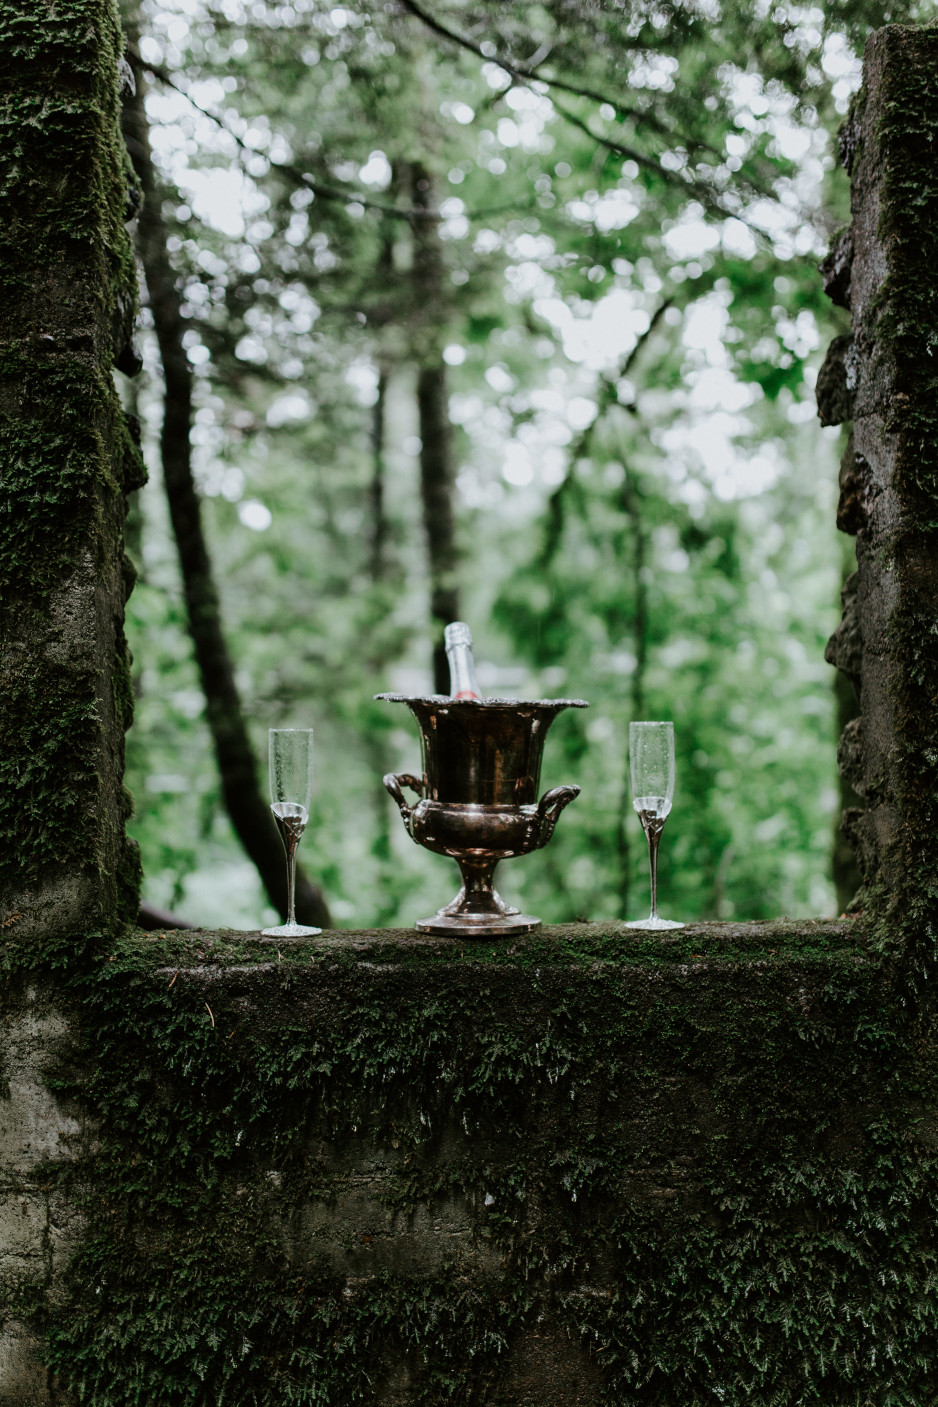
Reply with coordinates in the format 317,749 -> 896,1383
854,27 -> 938,971
0,0 -> 141,929
0,13 -> 935,1405
1,920 -> 929,1405
0,0 -> 136,302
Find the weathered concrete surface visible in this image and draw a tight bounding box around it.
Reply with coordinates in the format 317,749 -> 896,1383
0,1321 -> 50,1407
494,1321 -> 604,1407
0,990 -> 85,1407
0,1007 -> 81,1175
286,1178 -> 502,1278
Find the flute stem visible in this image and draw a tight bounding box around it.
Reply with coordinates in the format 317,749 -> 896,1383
647,827 -> 660,921
271,804 -> 306,926
638,811 -> 667,922
286,844 -> 297,926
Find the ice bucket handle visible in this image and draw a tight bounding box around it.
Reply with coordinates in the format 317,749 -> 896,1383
383,772 -> 424,824
532,784 -> 580,849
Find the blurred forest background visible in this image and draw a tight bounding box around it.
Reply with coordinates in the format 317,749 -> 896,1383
117,0 -> 928,932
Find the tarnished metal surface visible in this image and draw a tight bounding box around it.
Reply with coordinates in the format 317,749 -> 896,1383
377,695 -> 586,936
374,695 -> 586,806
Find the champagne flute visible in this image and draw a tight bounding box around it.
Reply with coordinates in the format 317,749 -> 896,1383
261,728 -> 322,938
625,721 -> 684,931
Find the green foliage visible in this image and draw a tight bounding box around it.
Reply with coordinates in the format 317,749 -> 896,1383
122,0 -> 919,927
493,371 -> 843,924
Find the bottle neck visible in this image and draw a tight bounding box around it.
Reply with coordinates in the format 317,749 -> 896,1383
444,622 -> 481,701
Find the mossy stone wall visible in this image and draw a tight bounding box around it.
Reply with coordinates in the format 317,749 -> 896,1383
822,25 -> 938,965
0,0 -> 143,943
6,920 -> 937,1405
0,7 -> 141,1389
0,982 -> 85,1407
1,12 -> 938,1407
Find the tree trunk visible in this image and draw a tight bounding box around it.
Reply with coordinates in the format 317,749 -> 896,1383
409,162 -> 460,694
616,465 -> 648,919
624,473 -> 648,724
367,210 -> 396,585
364,363 -> 396,908
368,368 -> 390,581
122,31 -> 329,929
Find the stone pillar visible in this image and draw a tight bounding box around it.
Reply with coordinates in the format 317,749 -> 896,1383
0,0 -> 143,942
820,25 -> 938,935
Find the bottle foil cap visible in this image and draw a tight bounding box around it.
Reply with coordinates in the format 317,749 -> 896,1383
444,621 -> 473,650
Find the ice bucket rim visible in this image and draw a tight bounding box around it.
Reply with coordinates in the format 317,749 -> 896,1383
374,693 -> 588,710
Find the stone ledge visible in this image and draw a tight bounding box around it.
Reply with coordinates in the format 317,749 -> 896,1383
121,916 -> 861,969
3,915 -> 932,1405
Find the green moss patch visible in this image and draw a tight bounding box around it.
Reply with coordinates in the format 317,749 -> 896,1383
858,27 -> 938,968
0,0 -> 141,929
0,0 -> 134,297
0,921 -> 928,1405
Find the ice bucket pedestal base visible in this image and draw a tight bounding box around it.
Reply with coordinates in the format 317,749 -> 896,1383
416,910 -> 541,937
416,868 -> 541,938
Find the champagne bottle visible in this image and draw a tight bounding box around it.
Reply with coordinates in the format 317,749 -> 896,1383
444,622 -> 482,701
